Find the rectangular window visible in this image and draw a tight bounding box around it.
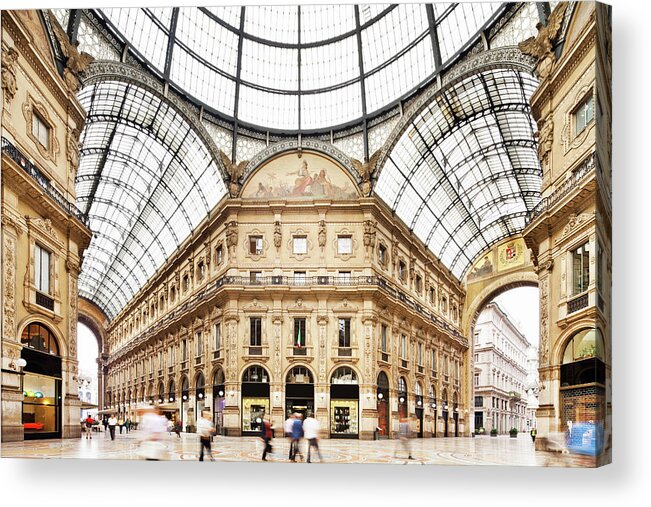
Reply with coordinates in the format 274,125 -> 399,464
250,317 -> 262,346
432,350 -> 438,371
249,235 -> 263,255
378,244 -> 387,266
380,324 -> 387,353
398,261 -> 406,282
572,240 -> 590,294
400,335 -> 407,359
475,396 -> 483,407
429,287 -> 434,303
32,112 -> 50,148
474,373 -> 480,386
337,235 -> 352,255
183,275 -> 189,292
293,318 -> 306,348
415,275 -> 422,294
294,271 -> 307,285
158,351 -> 163,370
338,318 -> 351,348
34,244 -> 51,294
182,339 -> 187,362
195,332 -> 202,357
168,346 -> 174,365
250,271 -> 262,284
216,244 -> 224,265
214,323 -> 221,350
575,94 -> 594,135
198,262 -> 205,280
293,236 -> 307,255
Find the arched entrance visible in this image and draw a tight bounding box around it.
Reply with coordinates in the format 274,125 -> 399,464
330,367 -> 359,439
415,382 -> 424,438
442,389 -> 449,437
241,365 -> 270,435
20,323 -> 62,439
429,384 -> 437,437
559,328 -> 606,454
376,371 -> 390,437
195,372 -> 206,419
212,368 -> 225,435
285,366 -> 315,419
180,375 -> 190,431
397,376 -> 408,419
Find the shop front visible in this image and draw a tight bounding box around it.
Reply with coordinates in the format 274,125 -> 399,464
330,367 -> 359,439
415,382 -> 424,438
398,376 -> 408,419
429,385 -> 437,437
241,366 -> 270,435
195,372 -> 207,417
285,366 -> 314,419
20,323 -> 62,440
376,372 -> 390,437
212,368 -> 225,435
442,390 -> 449,437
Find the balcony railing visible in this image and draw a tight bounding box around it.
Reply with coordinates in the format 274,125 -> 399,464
526,152 -> 595,224
36,291 -> 54,311
108,273 -> 467,362
568,293 -> 589,314
337,347 -> 352,357
292,346 -> 307,356
1,137 -> 88,226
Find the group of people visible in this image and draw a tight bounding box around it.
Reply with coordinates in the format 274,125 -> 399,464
102,415 -> 132,440
278,412 -> 323,463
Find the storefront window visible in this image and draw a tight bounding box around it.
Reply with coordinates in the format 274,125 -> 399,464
330,399 -> 358,436
22,373 -> 59,434
20,323 -> 59,355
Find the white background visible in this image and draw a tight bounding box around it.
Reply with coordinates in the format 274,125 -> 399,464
2,0 -> 649,505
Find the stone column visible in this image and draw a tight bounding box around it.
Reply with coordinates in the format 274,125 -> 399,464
223,313 -> 240,435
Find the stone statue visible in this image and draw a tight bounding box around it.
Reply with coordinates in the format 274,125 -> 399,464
219,150 -> 249,197
318,220 -> 326,248
518,3 -> 568,80
536,116 -> 553,163
51,18 -> 94,92
225,220 -> 238,254
274,220 -> 282,249
1,46 -> 19,105
351,149 -> 381,197
66,127 -> 81,173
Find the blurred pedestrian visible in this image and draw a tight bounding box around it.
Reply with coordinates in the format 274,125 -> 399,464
138,406 -> 168,460
197,408 -> 216,461
530,427 -> 537,443
284,413 -> 295,460
118,416 -> 124,434
174,418 -> 182,438
108,414 -> 117,441
84,415 -> 94,439
303,412 -> 322,463
394,417 -> 414,459
125,418 -> 131,433
102,417 -> 108,434
290,412 -> 304,462
261,415 -> 273,461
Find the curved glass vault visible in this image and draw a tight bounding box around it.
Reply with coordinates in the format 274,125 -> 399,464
76,80 -> 227,319
60,4 -> 548,321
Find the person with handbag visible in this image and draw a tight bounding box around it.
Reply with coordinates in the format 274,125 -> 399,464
197,407 -> 216,461
261,415 -> 273,461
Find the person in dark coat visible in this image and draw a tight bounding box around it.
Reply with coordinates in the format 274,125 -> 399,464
261,415 -> 274,461
290,413 -> 304,462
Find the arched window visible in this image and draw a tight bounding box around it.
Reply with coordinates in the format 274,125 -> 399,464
212,368 -> 225,386
242,366 -> 269,383
167,380 -> 176,402
157,382 -> 165,403
331,367 -> 357,385
398,376 -> 407,394
377,371 -> 389,390
562,328 -> 605,364
21,323 -> 59,355
286,366 -> 313,384
415,382 -> 423,397
195,372 -> 205,390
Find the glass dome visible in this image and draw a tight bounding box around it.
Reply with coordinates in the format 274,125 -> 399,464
95,4 -> 503,132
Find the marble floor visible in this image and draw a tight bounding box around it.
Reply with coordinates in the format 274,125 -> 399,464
1,431 -> 597,467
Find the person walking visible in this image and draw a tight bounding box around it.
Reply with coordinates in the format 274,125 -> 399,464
174,418 -> 182,438
138,406 -> 168,460
261,415 -> 273,461
394,417 -> 414,460
125,418 -> 131,433
118,416 -> 124,434
102,417 -> 108,435
108,414 -> 117,441
197,408 -> 216,461
530,427 -> 537,443
84,415 -> 94,439
302,413 -> 323,463
290,412 -> 304,462
284,413 -> 295,460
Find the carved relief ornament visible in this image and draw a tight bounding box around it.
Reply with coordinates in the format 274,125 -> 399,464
1,45 -> 19,105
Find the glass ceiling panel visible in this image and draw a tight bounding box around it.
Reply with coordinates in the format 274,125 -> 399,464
90,3 -> 504,132
76,80 -> 227,320
375,69 -> 541,279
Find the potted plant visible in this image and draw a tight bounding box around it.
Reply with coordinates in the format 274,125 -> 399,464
509,427 -> 518,438
490,428 -> 498,437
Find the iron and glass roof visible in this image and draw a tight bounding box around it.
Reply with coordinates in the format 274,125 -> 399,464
76,80 -> 227,319
95,3 -> 502,132
61,3 -> 549,321
375,68 -> 540,278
